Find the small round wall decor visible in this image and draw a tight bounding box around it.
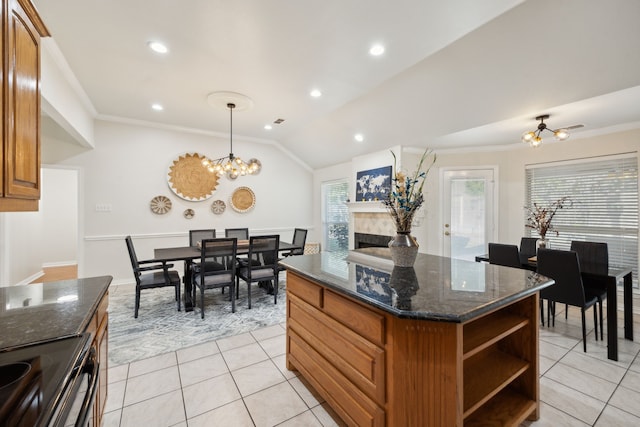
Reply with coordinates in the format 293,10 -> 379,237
150,195 -> 172,214
230,187 -> 256,213
211,199 -> 226,215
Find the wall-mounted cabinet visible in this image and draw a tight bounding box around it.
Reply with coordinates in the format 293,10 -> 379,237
1,0 -> 49,212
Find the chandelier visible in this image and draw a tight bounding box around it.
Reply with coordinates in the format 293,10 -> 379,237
521,114 -> 570,148
201,102 -> 261,180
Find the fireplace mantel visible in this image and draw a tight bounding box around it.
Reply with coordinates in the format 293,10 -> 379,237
346,201 -> 386,213
347,202 -> 394,249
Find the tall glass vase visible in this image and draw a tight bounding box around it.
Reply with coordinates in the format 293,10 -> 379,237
536,236 -> 549,250
388,231 -> 419,267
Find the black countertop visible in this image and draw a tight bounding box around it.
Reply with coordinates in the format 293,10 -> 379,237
0,276 -> 112,351
279,249 -> 554,323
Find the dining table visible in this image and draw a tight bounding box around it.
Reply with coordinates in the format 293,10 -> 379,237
153,239 -> 301,312
475,252 -> 633,361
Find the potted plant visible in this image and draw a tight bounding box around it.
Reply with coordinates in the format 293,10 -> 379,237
525,196 -> 573,249
383,148 -> 436,266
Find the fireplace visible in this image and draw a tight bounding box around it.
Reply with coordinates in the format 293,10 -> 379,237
354,232 -> 393,249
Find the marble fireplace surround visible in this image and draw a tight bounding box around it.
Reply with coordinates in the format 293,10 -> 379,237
346,201 -> 395,249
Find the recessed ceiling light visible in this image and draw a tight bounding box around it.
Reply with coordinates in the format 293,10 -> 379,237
151,103 -> 164,111
369,44 -> 385,56
354,133 -> 364,143
148,41 -> 168,54
264,124 -> 272,130
310,89 -> 322,98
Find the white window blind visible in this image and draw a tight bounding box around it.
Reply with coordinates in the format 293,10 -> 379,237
322,180 -> 349,252
525,154 -> 638,285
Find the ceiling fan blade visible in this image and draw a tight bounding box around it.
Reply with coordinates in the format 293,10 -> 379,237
562,124 -> 584,130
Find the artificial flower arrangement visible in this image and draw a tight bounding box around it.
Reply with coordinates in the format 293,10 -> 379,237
383,148 -> 437,233
524,196 -> 573,239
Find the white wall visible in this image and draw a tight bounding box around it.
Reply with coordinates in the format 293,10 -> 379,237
49,120 -> 314,284
0,210 -> 43,285
41,168 -> 78,266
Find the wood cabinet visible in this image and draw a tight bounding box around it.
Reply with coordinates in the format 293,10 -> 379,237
85,290 -> 109,427
286,271 -> 539,426
0,0 -> 49,212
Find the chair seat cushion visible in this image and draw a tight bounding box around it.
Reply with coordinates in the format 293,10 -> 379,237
191,261 -> 225,274
237,267 -> 274,280
139,270 -> 180,287
194,272 -> 233,286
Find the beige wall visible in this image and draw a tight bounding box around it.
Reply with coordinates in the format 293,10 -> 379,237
315,128 -> 640,257
426,128 -> 640,255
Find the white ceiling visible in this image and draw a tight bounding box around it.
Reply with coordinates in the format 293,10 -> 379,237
33,0 -> 640,169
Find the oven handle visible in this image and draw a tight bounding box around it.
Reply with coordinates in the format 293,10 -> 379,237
75,348 -> 100,427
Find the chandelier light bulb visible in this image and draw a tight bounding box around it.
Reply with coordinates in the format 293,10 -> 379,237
554,129 -> 570,141
521,131 -> 535,143
530,136 -> 543,148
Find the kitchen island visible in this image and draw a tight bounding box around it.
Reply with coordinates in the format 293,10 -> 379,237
0,276 -> 111,426
279,249 -> 554,426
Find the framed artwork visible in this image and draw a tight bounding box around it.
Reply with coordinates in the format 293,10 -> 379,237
355,165 -> 392,201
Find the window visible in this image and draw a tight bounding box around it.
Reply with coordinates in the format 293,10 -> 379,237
526,154 -> 638,285
322,180 -> 349,252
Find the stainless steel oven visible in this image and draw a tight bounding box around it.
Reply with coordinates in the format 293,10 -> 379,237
0,333 -> 98,427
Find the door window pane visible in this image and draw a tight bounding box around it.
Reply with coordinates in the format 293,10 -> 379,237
450,177 -> 488,261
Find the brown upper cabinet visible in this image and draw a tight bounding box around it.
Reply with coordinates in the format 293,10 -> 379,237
1,0 -> 49,211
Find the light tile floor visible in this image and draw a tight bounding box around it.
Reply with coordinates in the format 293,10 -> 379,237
104,300 -> 640,426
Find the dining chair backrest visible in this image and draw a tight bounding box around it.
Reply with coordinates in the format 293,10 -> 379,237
520,237 -> 538,258
537,248 -> 587,307
125,235 -> 141,277
488,243 -> 521,268
289,228 -> 308,256
246,235 -> 280,277
225,228 -> 249,240
189,229 -> 216,246
570,241 -> 608,276
199,238 -> 237,276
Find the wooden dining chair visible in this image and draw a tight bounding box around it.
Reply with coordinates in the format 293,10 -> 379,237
192,238 -> 238,318
488,243 -> 522,268
282,228 -> 308,257
225,228 -> 249,240
189,229 -> 220,273
236,235 -> 280,308
125,236 -> 181,318
189,229 -> 216,246
537,248 -> 599,352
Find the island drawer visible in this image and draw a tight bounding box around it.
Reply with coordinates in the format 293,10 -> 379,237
324,289 -> 385,347
288,294 -> 385,405
288,328 -> 385,427
287,272 -> 323,308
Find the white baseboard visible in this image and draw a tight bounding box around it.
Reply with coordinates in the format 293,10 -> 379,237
42,261 -> 77,268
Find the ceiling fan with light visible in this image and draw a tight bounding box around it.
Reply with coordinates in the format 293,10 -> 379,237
521,114 -> 584,147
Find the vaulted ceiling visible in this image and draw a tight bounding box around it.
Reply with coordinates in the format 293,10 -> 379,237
34,0 -> 640,169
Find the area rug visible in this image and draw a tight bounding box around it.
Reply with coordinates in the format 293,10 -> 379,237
107,280 -> 287,366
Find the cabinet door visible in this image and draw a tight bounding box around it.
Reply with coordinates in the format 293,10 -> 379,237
5,0 -> 42,200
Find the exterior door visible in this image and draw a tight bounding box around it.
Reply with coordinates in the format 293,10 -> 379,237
442,168 -> 496,260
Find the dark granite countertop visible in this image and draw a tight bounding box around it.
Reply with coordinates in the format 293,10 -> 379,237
279,249 -> 554,323
0,276 -> 112,350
